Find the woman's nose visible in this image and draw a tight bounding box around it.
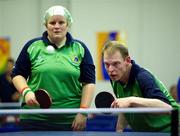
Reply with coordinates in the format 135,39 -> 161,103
54,22 -> 60,28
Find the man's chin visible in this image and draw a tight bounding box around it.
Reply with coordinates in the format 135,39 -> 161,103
110,77 -> 119,81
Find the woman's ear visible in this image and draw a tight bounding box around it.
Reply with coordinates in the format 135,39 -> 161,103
44,23 -> 47,28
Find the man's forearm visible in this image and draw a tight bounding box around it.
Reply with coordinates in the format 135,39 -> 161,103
116,113 -> 127,132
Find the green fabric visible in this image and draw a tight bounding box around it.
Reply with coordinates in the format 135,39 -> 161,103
111,76 -> 180,132
20,40 -> 85,124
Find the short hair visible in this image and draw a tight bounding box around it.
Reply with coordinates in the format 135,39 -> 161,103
44,5 -> 73,27
102,40 -> 129,59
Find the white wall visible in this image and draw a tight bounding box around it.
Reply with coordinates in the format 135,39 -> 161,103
0,0 -> 179,107
0,0 -> 40,56
140,0 -> 180,87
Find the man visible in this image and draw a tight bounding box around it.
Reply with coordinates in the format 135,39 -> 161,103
102,40 -> 179,132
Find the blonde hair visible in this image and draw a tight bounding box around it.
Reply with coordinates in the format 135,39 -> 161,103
102,40 -> 129,59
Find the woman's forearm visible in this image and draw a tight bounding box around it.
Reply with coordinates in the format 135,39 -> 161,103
12,75 -> 29,93
80,83 -> 95,108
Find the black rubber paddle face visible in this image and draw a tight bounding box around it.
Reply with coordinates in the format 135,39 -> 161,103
95,91 -> 115,108
35,89 -> 52,109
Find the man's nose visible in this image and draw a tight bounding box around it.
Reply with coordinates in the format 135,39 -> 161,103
108,65 -> 114,72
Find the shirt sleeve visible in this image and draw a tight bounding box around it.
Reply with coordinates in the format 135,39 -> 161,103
137,70 -> 170,105
11,41 -> 32,79
79,42 -> 95,84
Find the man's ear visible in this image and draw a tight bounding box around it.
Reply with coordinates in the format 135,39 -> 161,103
125,56 -> 131,63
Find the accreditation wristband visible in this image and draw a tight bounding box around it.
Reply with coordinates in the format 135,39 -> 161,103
80,105 -> 88,109
22,88 -> 32,97
20,87 -> 30,94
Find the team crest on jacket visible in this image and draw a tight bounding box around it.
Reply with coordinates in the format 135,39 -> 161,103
71,55 -> 80,64
70,55 -> 81,66
74,56 -> 79,62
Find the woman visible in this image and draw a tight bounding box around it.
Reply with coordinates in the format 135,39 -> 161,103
12,5 -> 95,131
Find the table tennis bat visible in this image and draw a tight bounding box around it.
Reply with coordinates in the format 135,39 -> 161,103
22,89 -> 52,109
95,91 -> 115,108
34,89 -> 52,109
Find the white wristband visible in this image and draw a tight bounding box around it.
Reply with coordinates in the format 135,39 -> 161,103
22,88 -> 32,97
